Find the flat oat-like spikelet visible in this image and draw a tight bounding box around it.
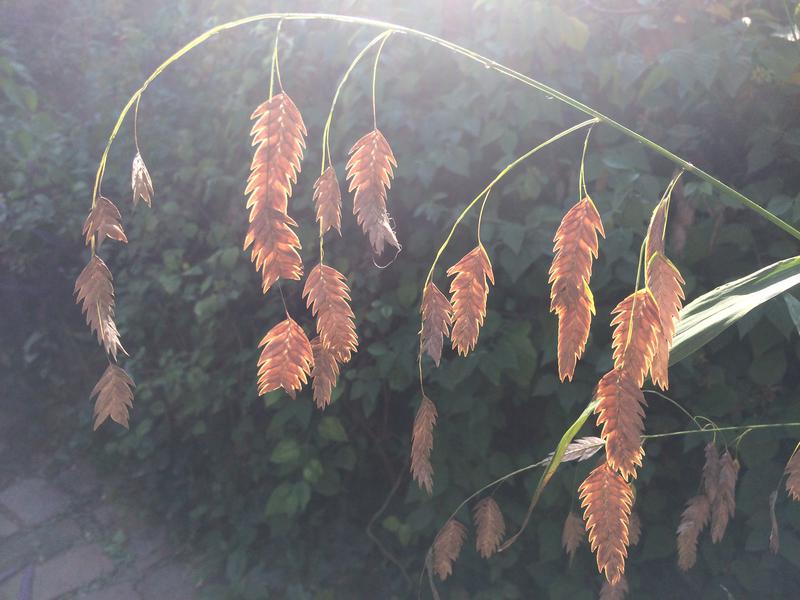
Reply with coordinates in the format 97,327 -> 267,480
594,369 -> 646,480
83,196 -> 128,248
244,92 -> 307,293
646,253 -> 685,389
131,152 -> 154,207
91,363 -> 135,430
302,264 -> 358,363
549,196 -> 605,381
256,317 -> 314,399
677,494 -> 711,571
644,198 -> 668,261
610,289 -> 661,386
447,245 -> 494,356
599,575 -> 629,600
432,518 -> 467,581
313,166 -> 342,235
310,337 -> 340,409
711,451 -> 739,543
473,497 -> 505,558
74,255 -> 125,360
562,511 -> 586,561
421,282 -> 453,366
346,129 -> 400,255
785,446 -> 800,501
579,462 -> 634,585
411,394 -> 437,495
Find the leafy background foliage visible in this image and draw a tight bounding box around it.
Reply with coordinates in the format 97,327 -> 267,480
3,0 -> 800,597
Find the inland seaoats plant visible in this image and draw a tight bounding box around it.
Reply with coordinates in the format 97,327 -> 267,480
76,12 -> 800,597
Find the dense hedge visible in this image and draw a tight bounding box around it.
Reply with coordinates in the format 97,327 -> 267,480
4,1 -> 800,597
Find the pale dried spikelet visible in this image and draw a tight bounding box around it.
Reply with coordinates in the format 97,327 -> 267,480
302,264 -> 358,363
83,196 -> 127,249
784,445 -> 800,501
562,511 -> 586,561
345,129 -> 401,255
313,166 -> 342,235
432,518 -> 467,581
628,512 -> 641,546
131,152 -> 153,207
256,317 -> 314,399
447,245 -> 494,356
579,462 -> 634,584
594,369 -> 646,480
91,363 -> 134,430
702,443 -> 721,504
410,395 -> 437,494
548,196 -> 605,381
421,282 -> 453,366
555,436 -> 606,464
769,490 -> 780,555
310,337 -> 339,409
710,451 -> 739,543
646,253 -> 685,389
676,494 -> 710,571
610,289 -> 661,386
599,575 -> 628,600
244,92 -> 307,294
74,255 -> 125,360
473,497 -> 505,559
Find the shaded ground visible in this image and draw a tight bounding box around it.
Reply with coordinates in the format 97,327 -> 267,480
0,390 -> 202,600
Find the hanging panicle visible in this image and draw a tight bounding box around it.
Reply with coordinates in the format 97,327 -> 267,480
628,512 -> 641,546
244,92 -> 307,294
302,264 -> 358,363
549,196 -> 605,381
447,245 -> 494,356
702,443 -> 721,504
411,395 -> 437,495
91,364 -> 135,430
579,462 -> 634,584
593,369 -> 646,480
256,317 -> 314,399
473,497 -> 505,558
346,129 -> 400,255
74,255 -> 125,361
610,289 -> 661,386
421,282 -> 453,366
432,518 -> 467,581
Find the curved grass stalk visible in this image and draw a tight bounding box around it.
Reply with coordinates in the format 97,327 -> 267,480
90,12 -> 800,244
419,416 -> 800,596
415,118 -> 597,395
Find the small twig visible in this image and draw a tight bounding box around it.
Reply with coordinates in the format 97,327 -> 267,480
365,468 -> 412,586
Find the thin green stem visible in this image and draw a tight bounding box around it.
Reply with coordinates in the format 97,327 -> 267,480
421,118 -> 598,292
320,31 -> 391,174
371,32 -> 391,130
269,20 -> 283,97
578,126 -> 593,200
90,13 -> 800,244
643,389 -> 705,433
643,422 -> 800,440
476,189 -> 491,246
